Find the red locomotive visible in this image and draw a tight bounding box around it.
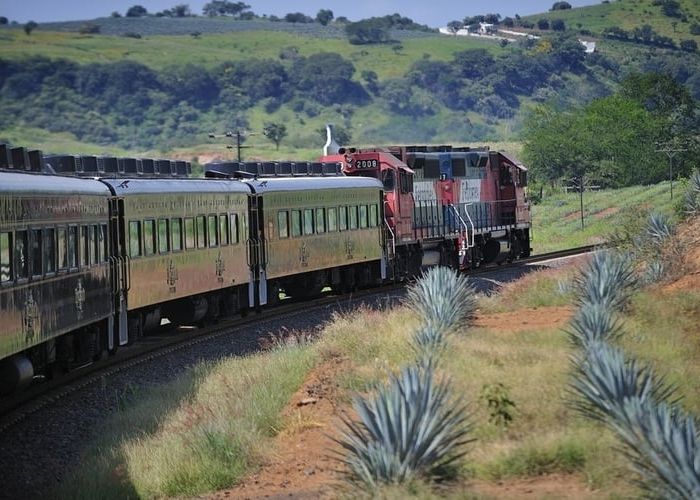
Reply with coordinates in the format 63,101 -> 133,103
321,139 -> 531,278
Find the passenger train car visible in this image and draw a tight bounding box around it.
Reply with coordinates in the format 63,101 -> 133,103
0,139 -> 529,394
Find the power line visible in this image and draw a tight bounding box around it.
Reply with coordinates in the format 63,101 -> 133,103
655,141 -> 688,200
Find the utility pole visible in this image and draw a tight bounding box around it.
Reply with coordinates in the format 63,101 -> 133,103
656,141 -> 687,200
208,130 -> 252,162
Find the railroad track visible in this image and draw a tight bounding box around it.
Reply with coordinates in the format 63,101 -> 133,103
0,283 -> 404,432
0,245 -> 597,430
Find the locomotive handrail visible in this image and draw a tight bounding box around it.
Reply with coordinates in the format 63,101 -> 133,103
382,200 -> 396,257
108,256 -> 119,295
449,204 -> 474,250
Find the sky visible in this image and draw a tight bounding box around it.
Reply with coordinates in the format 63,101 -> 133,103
0,0 -> 601,27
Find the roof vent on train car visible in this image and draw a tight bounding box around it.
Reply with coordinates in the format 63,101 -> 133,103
11,147 -> 30,171
294,162 -> 309,176
277,162 -> 293,175
174,160 -> 187,176
322,162 -> 342,175
27,150 -> 46,173
45,155 -> 78,174
81,156 -> 99,175
0,144 -> 11,169
309,162 -> 323,175
155,159 -> 170,176
141,158 -> 155,175
99,156 -> 119,173
262,162 -> 276,176
119,158 -> 139,175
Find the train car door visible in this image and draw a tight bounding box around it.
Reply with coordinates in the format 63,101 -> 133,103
247,194 -> 267,307
108,197 -> 129,348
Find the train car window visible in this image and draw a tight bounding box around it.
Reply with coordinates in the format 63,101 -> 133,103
424,159 -> 440,179
382,170 -> 395,191
452,158 -> 466,177
129,221 -> 142,257
89,226 -> 96,264
339,206 -> 348,231
98,224 -> 107,262
44,228 -> 56,274
208,215 -> 218,248
172,218 -> 183,252
219,214 -> 229,246
0,232 -> 12,282
31,229 -> 42,277
230,214 -> 239,244
57,228 -> 67,270
158,219 -> 169,254
359,206 -> 368,228
184,218 -> 195,250
80,226 -> 89,267
291,210 -> 301,237
278,211 -> 289,239
315,208 -> 325,234
348,206 -> 358,230
196,216 -> 206,249
15,230 -> 28,279
143,220 -> 156,256
303,209 -> 314,235
327,207 -> 337,232
369,204 -> 378,228
68,226 -> 78,268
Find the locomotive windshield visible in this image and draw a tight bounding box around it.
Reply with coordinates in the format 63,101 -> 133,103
381,169 -> 395,191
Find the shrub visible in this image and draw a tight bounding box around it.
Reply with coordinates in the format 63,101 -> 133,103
335,364 -> 472,488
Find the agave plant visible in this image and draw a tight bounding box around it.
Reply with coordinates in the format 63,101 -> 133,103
645,213 -> 674,247
570,341 -> 678,422
411,324 -> 448,360
683,170 -> 700,216
335,364 -> 473,488
642,259 -> 666,285
566,302 -> 623,348
569,341 -> 700,498
573,250 -> 637,311
406,266 -> 477,335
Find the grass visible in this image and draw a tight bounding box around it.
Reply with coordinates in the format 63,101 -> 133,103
521,0 -> 700,42
0,28 -> 505,81
531,181 -> 678,253
58,345 -> 317,499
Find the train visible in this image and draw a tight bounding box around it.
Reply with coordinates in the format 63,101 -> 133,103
0,136 -> 530,394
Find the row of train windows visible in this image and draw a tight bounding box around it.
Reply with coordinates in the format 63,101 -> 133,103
277,204 -> 379,239
0,225 -> 108,283
129,213 -> 242,258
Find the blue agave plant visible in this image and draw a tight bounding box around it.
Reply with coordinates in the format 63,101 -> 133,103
566,302 -> 623,348
335,364 -> 473,488
683,170 -> 700,216
573,250 -> 637,311
645,213 -> 674,246
406,266 -> 477,336
411,325 -> 448,360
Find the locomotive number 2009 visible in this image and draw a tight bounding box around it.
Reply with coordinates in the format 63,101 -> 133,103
356,159 -> 378,169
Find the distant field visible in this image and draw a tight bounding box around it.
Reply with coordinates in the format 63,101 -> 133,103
0,26 -> 504,80
523,0 -> 700,41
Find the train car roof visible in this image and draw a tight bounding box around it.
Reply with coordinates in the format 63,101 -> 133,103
100,177 -> 253,195
0,170 -> 110,196
245,176 -> 383,194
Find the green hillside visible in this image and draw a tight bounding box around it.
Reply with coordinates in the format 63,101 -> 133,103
522,0 -> 699,42
0,1 -> 697,161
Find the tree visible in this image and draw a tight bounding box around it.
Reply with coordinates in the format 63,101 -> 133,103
110,11 -> 121,18
680,39 -> 698,52
537,18 -> 550,30
172,4 -> 191,17
345,19 -> 391,45
126,5 -> 148,17
202,1 -> 249,17
551,1 -> 572,10
262,122 -> 287,150
316,9 -> 333,26
552,19 -> 566,31
0,16 -> 9,24
447,20 -> 463,34
23,20 -> 37,35
284,12 -> 313,23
